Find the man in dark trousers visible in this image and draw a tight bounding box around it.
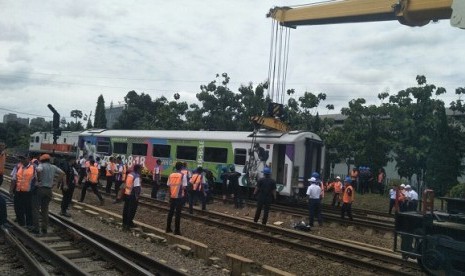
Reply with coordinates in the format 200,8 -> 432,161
253,167 -> 276,225
166,161 -> 187,235
60,156 -> 78,217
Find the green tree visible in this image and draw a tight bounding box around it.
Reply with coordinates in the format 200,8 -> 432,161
94,95 -> 107,128
387,75 -> 459,194
70,109 -> 83,124
196,73 -> 241,131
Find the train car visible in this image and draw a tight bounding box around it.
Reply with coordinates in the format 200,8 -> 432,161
29,131 -> 80,157
77,129 -> 325,198
394,191 -> 465,275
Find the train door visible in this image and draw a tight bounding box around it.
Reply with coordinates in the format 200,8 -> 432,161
272,144 -> 287,185
304,138 -> 323,182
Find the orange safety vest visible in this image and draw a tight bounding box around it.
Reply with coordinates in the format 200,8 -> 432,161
334,181 -> 342,194
343,185 -> 354,203
0,151 -> 5,174
88,166 -> 99,184
15,164 -> 35,192
190,173 -> 203,191
124,172 -> 135,195
168,172 -> 184,199
106,162 -> 115,176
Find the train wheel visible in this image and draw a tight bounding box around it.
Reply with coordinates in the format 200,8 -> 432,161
419,235 -> 452,276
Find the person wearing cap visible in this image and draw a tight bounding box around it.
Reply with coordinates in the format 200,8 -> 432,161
341,176 -> 354,220
405,185 -> 418,211
10,155 -> 36,228
306,176 -> 323,227
253,167 -> 276,225
330,176 -> 343,207
33,154 -> 65,234
188,167 -> 207,214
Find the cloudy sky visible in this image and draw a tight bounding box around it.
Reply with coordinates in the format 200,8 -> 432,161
1,0 -> 464,124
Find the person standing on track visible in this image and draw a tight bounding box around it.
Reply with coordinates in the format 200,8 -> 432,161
228,165 -> 243,209
113,156 -> 127,203
188,167 -> 207,214
253,167 -> 276,225
60,156 -> 78,217
105,157 -> 116,194
341,176 -> 354,221
33,154 -> 65,234
166,161 -> 187,235
151,159 -> 162,199
307,176 -> 323,227
122,164 -> 142,231
78,155 -> 87,185
10,155 -> 36,229
331,176 -> 343,207
79,160 -> 104,205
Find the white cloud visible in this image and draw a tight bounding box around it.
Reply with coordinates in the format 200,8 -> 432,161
0,0 -> 464,122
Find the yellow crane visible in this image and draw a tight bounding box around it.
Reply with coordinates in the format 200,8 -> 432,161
267,0 -> 464,29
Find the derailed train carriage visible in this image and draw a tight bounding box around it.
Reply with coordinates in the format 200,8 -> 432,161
395,191 -> 465,275
76,129 -> 324,198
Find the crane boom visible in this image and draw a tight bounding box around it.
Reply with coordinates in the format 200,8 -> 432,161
268,0 -> 465,29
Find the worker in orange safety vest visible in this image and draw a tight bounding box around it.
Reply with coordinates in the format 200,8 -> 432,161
10,155 -> 36,227
79,160 -> 104,205
331,176 -> 343,207
122,164 -> 141,231
188,167 -> 207,214
341,176 -> 354,221
166,161 -> 188,235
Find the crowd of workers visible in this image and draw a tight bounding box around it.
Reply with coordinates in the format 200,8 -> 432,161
0,144 -> 421,236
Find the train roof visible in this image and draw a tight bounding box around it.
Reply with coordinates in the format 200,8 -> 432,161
79,129 -> 322,143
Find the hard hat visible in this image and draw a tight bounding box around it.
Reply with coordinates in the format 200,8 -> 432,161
40,154 -> 51,161
400,184 -> 406,188
336,176 -> 341,180
308,177 -> 317,183
229,165 -> 235,171
405,185 -> 411,189
311,172 -> 320,179
344,176 -> 352,183
221,166 -> 228,173
263,167 -> 272,175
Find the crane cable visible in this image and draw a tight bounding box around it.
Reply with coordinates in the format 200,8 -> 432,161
267,18 -> 291,105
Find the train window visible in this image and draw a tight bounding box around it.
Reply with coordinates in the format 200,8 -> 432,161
132,143 -> 148,156
113,142 -> 128,154
234,148 -> 247,165
153,144 -> 171,158
97,141 -> 110,154
64,138 -> 67,143
176,146 -> 197,160
35,136 -> 39,143
204,147 -> 227,163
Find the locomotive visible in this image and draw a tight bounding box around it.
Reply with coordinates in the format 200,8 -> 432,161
394,190 -> 465,275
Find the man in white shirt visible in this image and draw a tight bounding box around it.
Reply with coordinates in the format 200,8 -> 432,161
405,185 -> 418,211
306,177 -> 322,227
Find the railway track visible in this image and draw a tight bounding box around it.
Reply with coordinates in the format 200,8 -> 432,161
130,195 -> 422,275
0,189 -> 187,276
